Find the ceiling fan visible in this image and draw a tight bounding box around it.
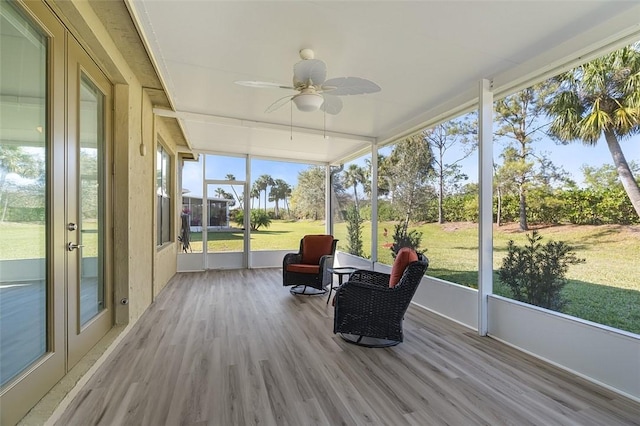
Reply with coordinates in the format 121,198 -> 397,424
235,48 -> 381,115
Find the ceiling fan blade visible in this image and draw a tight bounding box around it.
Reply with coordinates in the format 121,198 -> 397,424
320,94 -> 343,115
265,95 -> 293,113
235,80 -> 295,90
322,77 -> 381,96
293,59 -> 327,87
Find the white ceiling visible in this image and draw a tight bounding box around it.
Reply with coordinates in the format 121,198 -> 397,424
128,1 -> 640,165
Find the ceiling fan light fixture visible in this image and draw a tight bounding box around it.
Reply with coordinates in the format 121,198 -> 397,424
292,93 -> 324,112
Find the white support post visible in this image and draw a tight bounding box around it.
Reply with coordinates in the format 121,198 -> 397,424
478,79 -> 494,336
245,155 -> 251,268
370,143 -> 378,264
202,155 -> 209,270
325,164 -> 332,235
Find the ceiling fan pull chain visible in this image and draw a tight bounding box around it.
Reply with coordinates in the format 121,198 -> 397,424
290,101 -> 293,140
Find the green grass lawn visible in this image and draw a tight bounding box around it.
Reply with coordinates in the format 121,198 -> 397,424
0,222 -> 99,259
2,220 -> 639,334
200,220 -> 640,334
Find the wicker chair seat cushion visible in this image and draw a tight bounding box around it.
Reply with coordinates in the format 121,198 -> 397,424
301,235 -> 334,264
285,264 -> 320,274
389,247 -> 419,287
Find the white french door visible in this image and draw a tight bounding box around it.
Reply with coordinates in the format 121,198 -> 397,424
0,2 -> 113,424
66,35 -> 113,369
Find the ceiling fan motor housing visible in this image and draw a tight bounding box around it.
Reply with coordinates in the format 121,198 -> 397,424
292,93 -> 324,112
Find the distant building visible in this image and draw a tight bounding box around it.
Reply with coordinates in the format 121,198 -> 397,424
182,195 -> 234,231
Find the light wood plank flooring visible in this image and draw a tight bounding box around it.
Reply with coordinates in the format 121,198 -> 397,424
56,269 -> 640,425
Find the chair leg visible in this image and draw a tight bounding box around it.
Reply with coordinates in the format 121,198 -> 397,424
290,285 -> 326,296
338,333 -> 400,348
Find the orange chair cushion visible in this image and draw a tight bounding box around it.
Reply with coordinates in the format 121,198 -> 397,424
301,235 -> 334,265
389,247 -> 418,288
286,264 -> 320,274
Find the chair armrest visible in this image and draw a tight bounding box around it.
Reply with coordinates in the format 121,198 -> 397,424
283,252 -> 302,267
319,253 -> 335,271
348,269 -> 390,288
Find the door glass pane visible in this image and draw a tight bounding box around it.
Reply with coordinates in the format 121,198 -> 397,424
79,74 -> 104,326
0,1 -> 47,386
206,184 -> 244,252
181,156 -> 203,253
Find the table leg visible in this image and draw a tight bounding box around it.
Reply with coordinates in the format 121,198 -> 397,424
327,274 -> 344,305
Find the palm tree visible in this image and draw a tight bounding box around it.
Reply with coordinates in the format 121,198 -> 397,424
225,173 -> 242,206
214,187 -> 226,198
269,179 -> 291,218
254,174 -> 274,212
249,184 -> 260,209
284,184 -> 292,216
343,164 -> 366,211
546,43 -> 640,218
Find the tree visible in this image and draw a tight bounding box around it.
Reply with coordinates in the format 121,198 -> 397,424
290,166 -> 326,219
254,174 -> 274,212
546,42 -> 640,218
342,164 -> 366,211
494,82 -> 557,230
385,133 -> 435,229
213,187 -> 235,206
581,162 -> 640,190
214,187 -> 226,198
249,184 -> 260,209
423,118 -> 477,223
225,173 -> 243,206
0,146 -> 41,222
363,153 -> 390,198
269,178 -> 291,218
493,162 -> 506,226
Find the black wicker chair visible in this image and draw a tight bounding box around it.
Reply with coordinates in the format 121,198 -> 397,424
333,252 -> 428,347
283,235 -> 338,295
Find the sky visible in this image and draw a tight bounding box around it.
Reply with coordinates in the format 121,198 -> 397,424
461,133 -> 640,186
181,156 -> 309,199
182,132 -> 639,203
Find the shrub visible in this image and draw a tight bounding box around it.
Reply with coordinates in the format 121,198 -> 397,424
360,200 -> 398,221
498,230 -> 584,310
345,205 -> 364,257
390,222 -> 425,258
232,209 -> 272,231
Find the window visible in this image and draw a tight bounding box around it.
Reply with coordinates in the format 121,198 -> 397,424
0,0 -> 48,387
156,144 -> 172,246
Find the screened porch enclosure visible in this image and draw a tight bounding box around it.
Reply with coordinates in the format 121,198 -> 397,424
4,1 -> 640,424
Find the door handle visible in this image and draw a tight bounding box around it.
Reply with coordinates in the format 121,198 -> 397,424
68,242 -> 84,251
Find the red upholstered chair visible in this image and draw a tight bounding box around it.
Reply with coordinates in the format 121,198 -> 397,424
333,248 -> 428,347
283,235 -> 338,295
